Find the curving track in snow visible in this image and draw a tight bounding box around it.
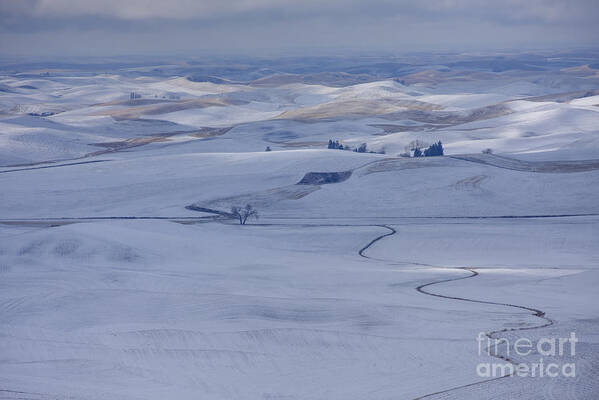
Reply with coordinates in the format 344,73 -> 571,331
358,224 -> 554,400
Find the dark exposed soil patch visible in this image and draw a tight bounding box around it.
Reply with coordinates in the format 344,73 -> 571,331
88,126 -> 232,155
89,136 -> 170,153
184,205 -> 233,217
369,123 -> 451,134
281,141 -> 328,148
95,98 -> 235,120
381,104 -> 512,125
297,171 -> 352,185
189,127 -> 232,138
1,126 -> 232,169
517,89 -> 599,103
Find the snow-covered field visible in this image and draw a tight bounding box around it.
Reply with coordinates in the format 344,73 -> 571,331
1,54 -> 598,399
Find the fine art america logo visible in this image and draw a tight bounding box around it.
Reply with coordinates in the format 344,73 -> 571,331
476,332 -> 578,378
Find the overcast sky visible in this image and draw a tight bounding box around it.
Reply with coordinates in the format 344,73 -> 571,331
1,0 -> 598,57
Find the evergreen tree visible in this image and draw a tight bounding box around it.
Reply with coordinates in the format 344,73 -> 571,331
423,141 -> 444,157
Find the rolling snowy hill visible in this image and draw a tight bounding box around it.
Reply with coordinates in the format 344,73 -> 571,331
1,53 -> 598,400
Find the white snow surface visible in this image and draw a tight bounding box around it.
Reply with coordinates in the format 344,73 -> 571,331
1,66 -> 598,399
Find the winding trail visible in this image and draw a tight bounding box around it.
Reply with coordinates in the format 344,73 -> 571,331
358,225 -> 397,257
358,224 -> 554,400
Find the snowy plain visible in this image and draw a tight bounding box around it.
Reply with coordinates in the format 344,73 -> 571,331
1,54 -> 598,399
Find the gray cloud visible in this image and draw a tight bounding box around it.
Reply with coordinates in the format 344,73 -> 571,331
0,0 -> 597,56
3,0 -> 596,23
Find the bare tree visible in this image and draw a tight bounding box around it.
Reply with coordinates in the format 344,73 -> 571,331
231,204 -> 258,225
405,139 -> 430,154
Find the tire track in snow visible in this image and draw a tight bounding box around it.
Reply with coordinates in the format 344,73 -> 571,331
358,225 -> 554,400
358,225 -> 396,257
414,268 -> 553,399
0,159 -> 111,174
